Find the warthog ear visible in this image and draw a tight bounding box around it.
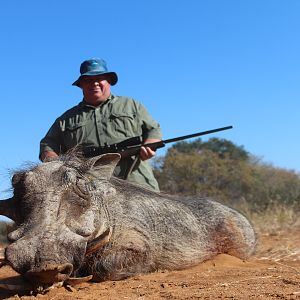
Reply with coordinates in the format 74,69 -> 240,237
86,153 -> 121,179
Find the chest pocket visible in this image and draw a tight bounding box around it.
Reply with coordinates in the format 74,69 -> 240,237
64,121 -> 88,149
109,112 -> 139,137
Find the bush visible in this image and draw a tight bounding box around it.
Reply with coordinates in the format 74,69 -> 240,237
154,138 -> 300,214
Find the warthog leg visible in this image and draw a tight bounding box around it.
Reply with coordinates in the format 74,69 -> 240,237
0,282 -> 33,291
0,275 -> 93,293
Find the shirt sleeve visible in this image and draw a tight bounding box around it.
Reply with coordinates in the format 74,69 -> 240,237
138,102 -> 162,141
39,119 -> 62,160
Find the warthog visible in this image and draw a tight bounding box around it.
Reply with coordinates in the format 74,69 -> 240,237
0,153 -> 255,289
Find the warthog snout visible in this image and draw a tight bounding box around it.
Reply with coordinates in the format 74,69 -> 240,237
25,263 -> 73,284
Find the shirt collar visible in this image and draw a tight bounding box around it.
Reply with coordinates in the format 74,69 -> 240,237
80,94 -> 114,108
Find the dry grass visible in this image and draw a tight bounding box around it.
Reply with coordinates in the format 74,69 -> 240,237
229,201 -> 300,234
236,203 -> 300,264
250,205 -> 300,234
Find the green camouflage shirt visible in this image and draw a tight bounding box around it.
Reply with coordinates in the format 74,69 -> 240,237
39,94 -> 162,191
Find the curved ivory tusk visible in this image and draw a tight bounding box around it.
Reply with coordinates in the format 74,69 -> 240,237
86,227 -> 112,255
0,197 -> 19,223
65,275 -> 93,286
0,261 -> 9,269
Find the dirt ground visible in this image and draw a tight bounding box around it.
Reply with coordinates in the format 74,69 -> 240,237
1,228 -> 300,300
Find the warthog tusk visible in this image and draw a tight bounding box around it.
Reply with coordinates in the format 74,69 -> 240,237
0,260 -> 9,268
65,275 -> 93,286
0,197 -> 20,223
88,223 -> 106,241
86,227 -> 112,255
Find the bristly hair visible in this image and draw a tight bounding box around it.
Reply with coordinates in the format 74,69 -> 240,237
55,147 -> 90,176
42,146 -> 87,167
61,146 -> 86,163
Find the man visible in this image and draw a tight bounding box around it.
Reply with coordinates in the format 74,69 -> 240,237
39,58 -> 162,191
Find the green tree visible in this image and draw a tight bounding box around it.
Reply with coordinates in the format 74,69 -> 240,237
171,138 -> 249,161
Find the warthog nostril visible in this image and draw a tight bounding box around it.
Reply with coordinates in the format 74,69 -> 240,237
26,263 -> 74,284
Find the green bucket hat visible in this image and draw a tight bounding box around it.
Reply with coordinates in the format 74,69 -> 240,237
72,58 -> 118,86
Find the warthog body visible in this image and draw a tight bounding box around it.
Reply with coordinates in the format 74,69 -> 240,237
0,153 -> 255,286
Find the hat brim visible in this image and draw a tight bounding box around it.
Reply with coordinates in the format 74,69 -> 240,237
72,71 -> 118,86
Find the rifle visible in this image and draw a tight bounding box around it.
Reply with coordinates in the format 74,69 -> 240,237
83,125 -> 233,159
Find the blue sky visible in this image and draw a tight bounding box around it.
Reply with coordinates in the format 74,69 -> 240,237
0,0 -> 299,200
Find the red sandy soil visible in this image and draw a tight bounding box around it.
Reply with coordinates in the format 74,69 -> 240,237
1,228 -> 300,299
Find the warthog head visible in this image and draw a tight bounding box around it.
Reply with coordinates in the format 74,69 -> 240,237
0,153 -> 120,287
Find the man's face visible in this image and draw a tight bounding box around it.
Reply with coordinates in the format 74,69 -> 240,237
79,75 -> 111,105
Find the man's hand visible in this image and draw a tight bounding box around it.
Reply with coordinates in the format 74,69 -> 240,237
41,150 -> 59,162
140,138 -> 161,161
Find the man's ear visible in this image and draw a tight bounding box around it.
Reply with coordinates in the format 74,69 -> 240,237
84,153 -> 121,180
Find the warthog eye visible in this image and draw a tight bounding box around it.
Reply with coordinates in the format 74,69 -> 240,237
72,183 -> 90,202
63,170 -> 91,206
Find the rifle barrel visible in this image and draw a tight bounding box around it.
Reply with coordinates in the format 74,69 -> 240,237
162,126 -> 233,144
